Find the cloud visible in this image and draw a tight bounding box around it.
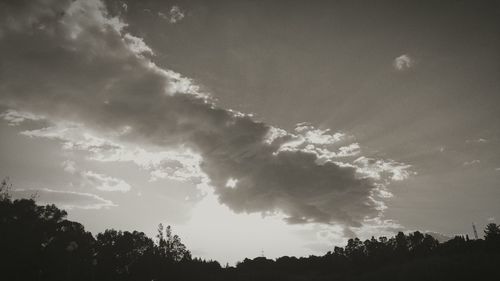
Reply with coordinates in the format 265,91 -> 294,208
60,157 -> 131,192
82,171 -> 131,192
0,109 -> 44,126
393,54 -> 413,71
13,188 -> 117,209
273,123 -> 361,162
62,160 -> 77,174
158,5 -> 185,24
466,138 -> 488,144
0,0 -> 413,227
21,123 -> 123,153
463,159 -> 480,166
167,5 -> 185,24
22,121 -> 204,182
123,33 -> 153,56
352,156 -> 414,182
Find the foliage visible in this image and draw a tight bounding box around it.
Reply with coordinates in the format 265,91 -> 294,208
484,223 -> 500,240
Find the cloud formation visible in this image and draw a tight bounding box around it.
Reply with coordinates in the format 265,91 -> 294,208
0,0 -> 413,227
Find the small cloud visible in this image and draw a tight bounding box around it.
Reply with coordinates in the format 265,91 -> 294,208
463,159 -> 480,166
393,54 -> 413,71
488,217 -> 495,222
439,146 -> 445,153
169,5 -> 185,23
159,5 -> 185,24
62,160 -> 77,174
495,168 -> 500,171
225,178 -> 238,189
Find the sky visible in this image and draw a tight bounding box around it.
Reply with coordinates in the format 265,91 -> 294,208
1,0 -> 500,264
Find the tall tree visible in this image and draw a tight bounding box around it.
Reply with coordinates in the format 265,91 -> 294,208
156,224 -> 191,262
484,223 -> 500,241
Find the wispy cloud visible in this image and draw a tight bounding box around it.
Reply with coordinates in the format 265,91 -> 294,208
466,138 -> 488,144
13,188 -> 116,210
24,122 -> 204,183
463,159 -> 480,166
0,109 -> 44,126
60,157 -> 131,192
82,171 -> 131,192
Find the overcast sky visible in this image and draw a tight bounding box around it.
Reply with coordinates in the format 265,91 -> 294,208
1,0 -> 499,264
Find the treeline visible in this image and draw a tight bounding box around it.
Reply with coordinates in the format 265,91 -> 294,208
1,180 -> 500,281
0,180 -> 220,281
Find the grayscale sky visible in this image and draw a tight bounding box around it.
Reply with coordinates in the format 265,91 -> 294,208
1,0 -> 499,264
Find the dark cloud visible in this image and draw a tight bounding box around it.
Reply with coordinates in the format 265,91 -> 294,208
0,0 -> 393,227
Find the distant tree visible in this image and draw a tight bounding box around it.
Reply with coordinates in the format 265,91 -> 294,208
393,231 -> 409,258
345,237 -> 365,263
408,231 -> 425,251
0,177 -> 12,201
408,231 -> 438,256
95,229 -> 157,280
484,223 -> 500,240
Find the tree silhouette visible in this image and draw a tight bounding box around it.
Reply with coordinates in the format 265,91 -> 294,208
0,177 -> 12,201
1,179 -> 500,280
484,223 -> 500,240
156,223 -> 191,262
